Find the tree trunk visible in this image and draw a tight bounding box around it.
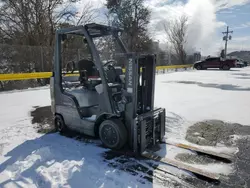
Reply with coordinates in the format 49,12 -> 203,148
0,81 -> 4,91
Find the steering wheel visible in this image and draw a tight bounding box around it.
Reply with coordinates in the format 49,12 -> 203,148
103,60 -> 119,83
103,59 -> 117,68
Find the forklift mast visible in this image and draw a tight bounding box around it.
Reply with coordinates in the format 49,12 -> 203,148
124,54 -> 165,154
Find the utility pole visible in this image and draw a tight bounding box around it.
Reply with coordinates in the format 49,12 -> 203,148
222,26 -> 233,58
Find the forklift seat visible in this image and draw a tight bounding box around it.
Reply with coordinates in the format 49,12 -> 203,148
78,59 -> 101,89
78,59 -> 99,78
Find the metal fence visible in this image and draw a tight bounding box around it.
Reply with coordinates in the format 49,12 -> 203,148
0,43 -> 92,74
0,43 -> 92,91
0,43 -> 194,91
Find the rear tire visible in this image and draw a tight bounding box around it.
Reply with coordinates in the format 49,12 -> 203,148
222,64 -> 230,70
54,114 -> 67,133
99,119 -> 128,150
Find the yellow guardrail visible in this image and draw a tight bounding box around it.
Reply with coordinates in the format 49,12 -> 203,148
156,64 -> 193,70
0,64 -> 193,81
0,72 -> 53,81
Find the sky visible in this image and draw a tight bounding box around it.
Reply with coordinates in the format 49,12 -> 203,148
75,0 -> 250,56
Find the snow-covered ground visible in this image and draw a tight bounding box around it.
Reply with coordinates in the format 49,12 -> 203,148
1,67 -> 250,187
155,68 -> 250,141
156,69 -> 250,125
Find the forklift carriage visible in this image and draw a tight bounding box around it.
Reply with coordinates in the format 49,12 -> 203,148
50,23 -> 166,154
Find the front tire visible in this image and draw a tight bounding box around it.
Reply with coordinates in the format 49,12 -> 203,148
196,65 -> 202,70
99,119 -> 128,150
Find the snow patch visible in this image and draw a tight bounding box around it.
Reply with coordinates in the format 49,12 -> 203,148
166,137 -> 239,156
229,134 -> 250,142
191,163 -> 234,176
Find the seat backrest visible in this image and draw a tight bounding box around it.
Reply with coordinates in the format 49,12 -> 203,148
78,59 -> 101,89
78,59 -> 99,79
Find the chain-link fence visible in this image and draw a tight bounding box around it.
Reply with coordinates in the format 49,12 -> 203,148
0,43 -> 91,91
0,44 -> 92,74
0,44 -> 52,90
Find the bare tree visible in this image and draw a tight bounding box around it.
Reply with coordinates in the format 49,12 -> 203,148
163,15 -> 188,65
0,0 -> 96,68
0,0 -> 96,46
75,2 -> 97,26
106,0 -> 153,53
0,0 -> 60,46
0,0 -> 96,89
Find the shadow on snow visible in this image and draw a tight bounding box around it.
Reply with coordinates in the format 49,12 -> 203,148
164,81 -> 250,91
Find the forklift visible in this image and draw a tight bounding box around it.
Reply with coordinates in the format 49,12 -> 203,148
50,23 -> 166,155
49,23 -> 233,181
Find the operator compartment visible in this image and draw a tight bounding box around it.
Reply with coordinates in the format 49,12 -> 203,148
62,58 -> 101,118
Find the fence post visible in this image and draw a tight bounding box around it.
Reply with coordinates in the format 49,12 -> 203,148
78,49 -> 81,61
40,46 -> 44,72
0,81 -> 4,91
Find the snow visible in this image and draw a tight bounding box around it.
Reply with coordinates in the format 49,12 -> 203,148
229,134 -> 250,142
0,87 -> 50,131
0,88 -> 164,187
152,143 -> 234,176
1,67 -> 250,187
155,68 -> 250,125
191,163 -> 234,176
167,137 -> 239,156
155,67 -> 250,153
153,67 -> 250,177
1,133 -> 155,188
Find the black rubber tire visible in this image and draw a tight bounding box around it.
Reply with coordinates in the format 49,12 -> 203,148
54,114 -> 67,133
196,65 -> 202,70
99,119 -> 128,150
222,64 -> 230,70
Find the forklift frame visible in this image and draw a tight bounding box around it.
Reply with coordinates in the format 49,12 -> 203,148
51,23 -> 166,154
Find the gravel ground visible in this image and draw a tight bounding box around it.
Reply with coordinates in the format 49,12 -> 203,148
30,106 -> 54,133
186,120 -> 250,147
184,120 -> 250,188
